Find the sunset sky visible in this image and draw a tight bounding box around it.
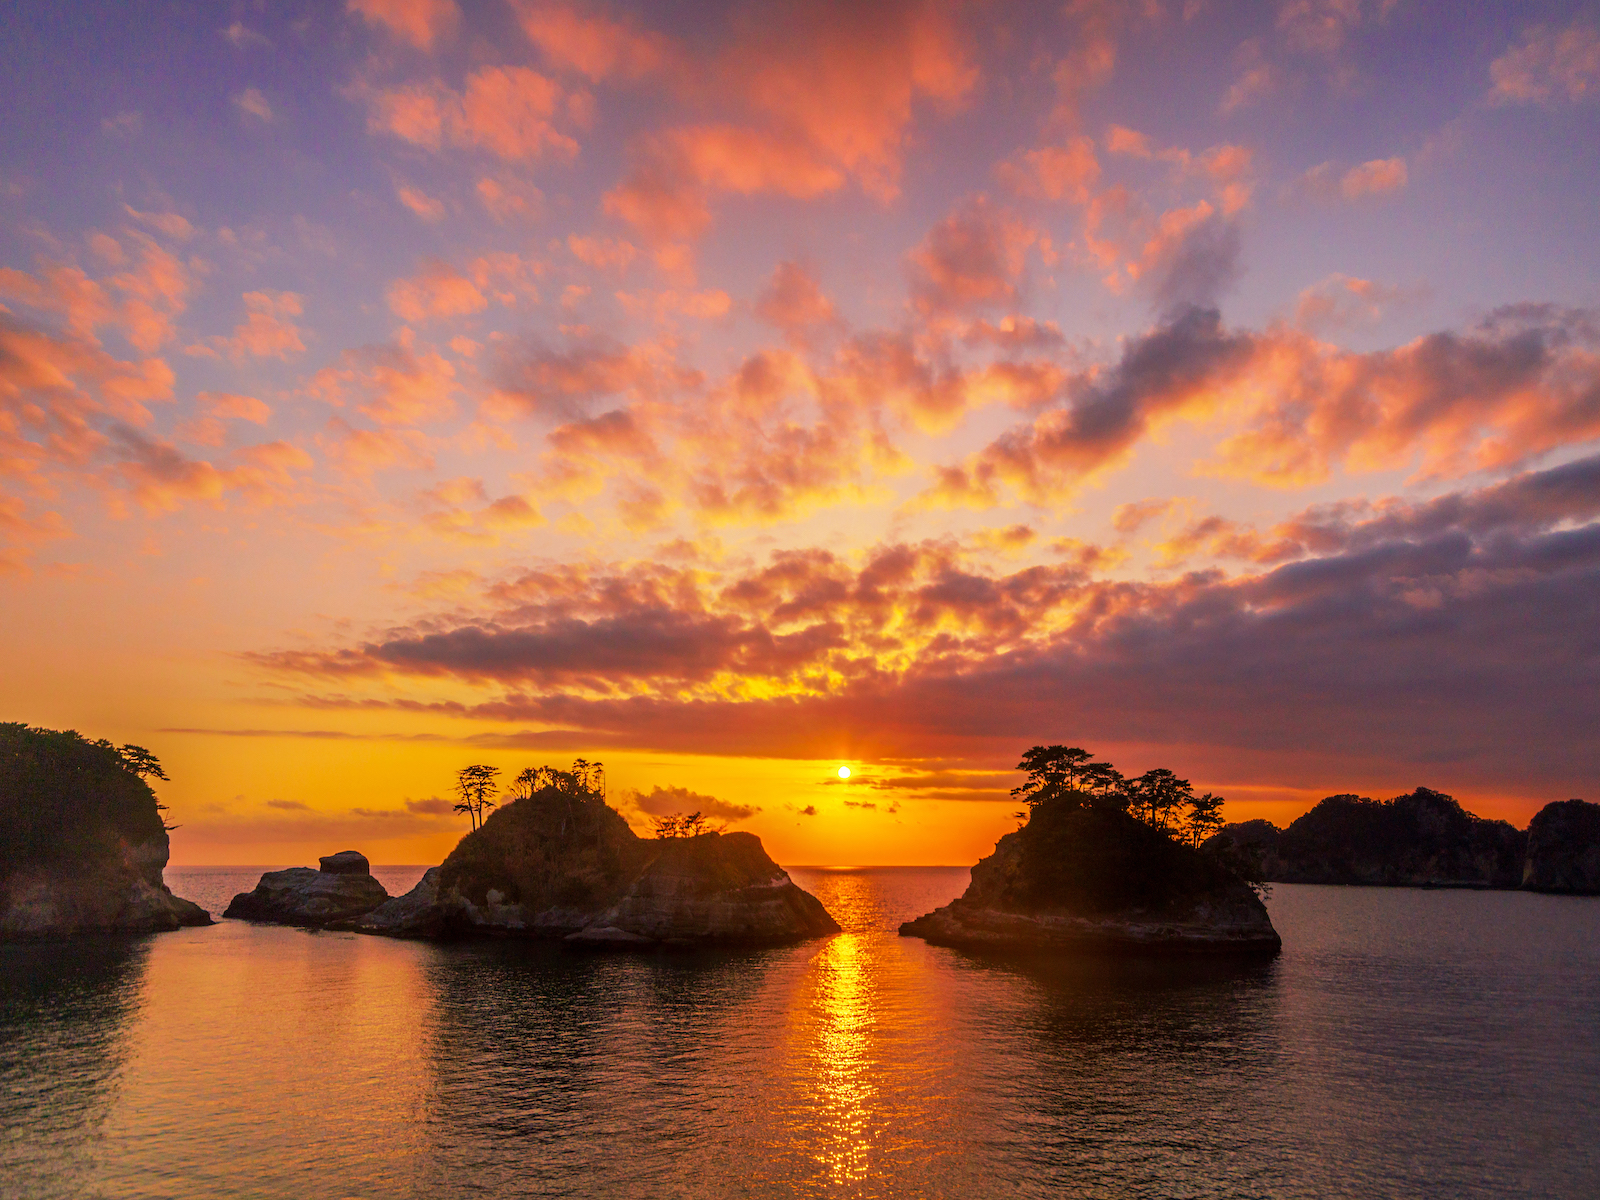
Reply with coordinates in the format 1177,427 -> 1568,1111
3,0 -> 1598,866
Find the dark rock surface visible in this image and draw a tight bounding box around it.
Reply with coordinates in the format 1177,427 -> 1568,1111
1522,800 -> 1600,893
1,723 -> 211,941
1208,788 -> 1527,888
224,856 -> 389,927
357,786 -> 838,947
319,850 -> 370,875
900,796 -> 1280,956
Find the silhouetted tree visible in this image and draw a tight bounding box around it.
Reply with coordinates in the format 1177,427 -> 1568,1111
1129,768 -> 1193,833
116,744 -> 168,781
1011,746 -> 1095,811
113,743 -> 178,829
1184,791 -> 1226,847
653,810 -> 721,838
454,764 -> 501,830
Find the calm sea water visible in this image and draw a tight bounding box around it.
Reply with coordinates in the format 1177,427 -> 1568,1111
2,868 -> 1598,1199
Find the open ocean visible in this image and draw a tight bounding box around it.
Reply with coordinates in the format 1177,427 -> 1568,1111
3,868 -> 1598,1199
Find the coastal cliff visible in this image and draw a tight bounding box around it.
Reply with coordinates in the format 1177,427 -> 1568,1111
1208,789 -> 1598,892
1522,800 -> 1600,893
1,723 -> 211,941
356,782 -> 838,947
900,795 -> 1280,955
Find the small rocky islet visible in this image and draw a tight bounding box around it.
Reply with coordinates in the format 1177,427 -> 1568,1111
899,794 -> 1283,956
225,782 -> 841,949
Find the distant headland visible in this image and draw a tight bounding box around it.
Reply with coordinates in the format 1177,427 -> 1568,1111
0,723 -> 210,940
1209,788 -> 1600,893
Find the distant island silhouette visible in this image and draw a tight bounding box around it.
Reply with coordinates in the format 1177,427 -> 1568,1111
1209,788 -> 1600,892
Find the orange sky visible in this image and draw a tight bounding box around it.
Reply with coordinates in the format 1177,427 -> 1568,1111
3,1 -> 1598,866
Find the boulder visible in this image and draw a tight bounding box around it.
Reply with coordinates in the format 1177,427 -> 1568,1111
1522,800 -> 1600,894
1,723 -> 212,941
223,858 -> 389,927
357,783 -> 838,947
901,794 -> 1280,956
319,850 -> 370,875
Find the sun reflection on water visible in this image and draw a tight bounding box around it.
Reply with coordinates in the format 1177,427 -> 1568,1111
808,930 -> 877,1185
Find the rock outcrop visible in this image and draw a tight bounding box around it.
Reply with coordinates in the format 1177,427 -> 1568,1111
1,723 -> 211,941
1208,788 -> 1528,888
1522,800 -> 1600,894
900,795 -> 1280,955
224,852 -> 389,926
356,784 -> 838,947
319,850 -> 370,875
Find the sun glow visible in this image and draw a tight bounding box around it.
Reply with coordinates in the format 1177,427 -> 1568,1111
837,766 -> 851,779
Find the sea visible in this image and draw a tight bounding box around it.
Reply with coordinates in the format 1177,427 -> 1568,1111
2,867 -> 1598,1199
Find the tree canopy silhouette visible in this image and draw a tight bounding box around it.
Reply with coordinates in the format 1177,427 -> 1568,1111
1012,745 -> 1241,860
453,764 -> 501,830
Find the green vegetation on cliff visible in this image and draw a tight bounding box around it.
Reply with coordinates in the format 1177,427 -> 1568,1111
1,723 -> 170,870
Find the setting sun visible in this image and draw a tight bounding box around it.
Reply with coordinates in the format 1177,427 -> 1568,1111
838,766 -> 851,780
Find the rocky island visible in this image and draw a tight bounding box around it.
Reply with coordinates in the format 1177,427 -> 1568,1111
223,850 -> 391,926
233,763 -> 839,948
901,747 -> 1281,955
1,723 -> 211,941
1208,790 -> 1600,893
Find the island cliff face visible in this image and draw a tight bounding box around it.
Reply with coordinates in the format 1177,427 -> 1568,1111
1209,789 -> 1598,892
356,784 -> 838,947
900,796 -> 1280,955
1,724 -> 211,941
1522,800 -> 1600,893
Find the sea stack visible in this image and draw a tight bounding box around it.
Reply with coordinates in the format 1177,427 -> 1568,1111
223,850 -> 389,926
900,795 -> 1280,955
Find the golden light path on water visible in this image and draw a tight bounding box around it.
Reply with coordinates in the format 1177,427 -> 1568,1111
810,930 -> 874,1184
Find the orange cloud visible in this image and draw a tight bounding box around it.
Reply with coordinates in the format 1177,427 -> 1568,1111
348,0 -> 459,50
396,185 -> 446,221
1488,20 -> 1600,104
364,67 -> 577,161
907,196 -> 1038,317
222,291 -> 306,360
926,305 -> 1600,508
755,261 -> 840,345
995,136 -> 1101,204
319,417 -> 435,476
386,260 -> 487,323
311,333 -> 458,427
602,1 -> 978,240
513,1 -> 675,82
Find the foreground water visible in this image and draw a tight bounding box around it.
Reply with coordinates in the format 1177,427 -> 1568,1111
3,869 -> 1598,1199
